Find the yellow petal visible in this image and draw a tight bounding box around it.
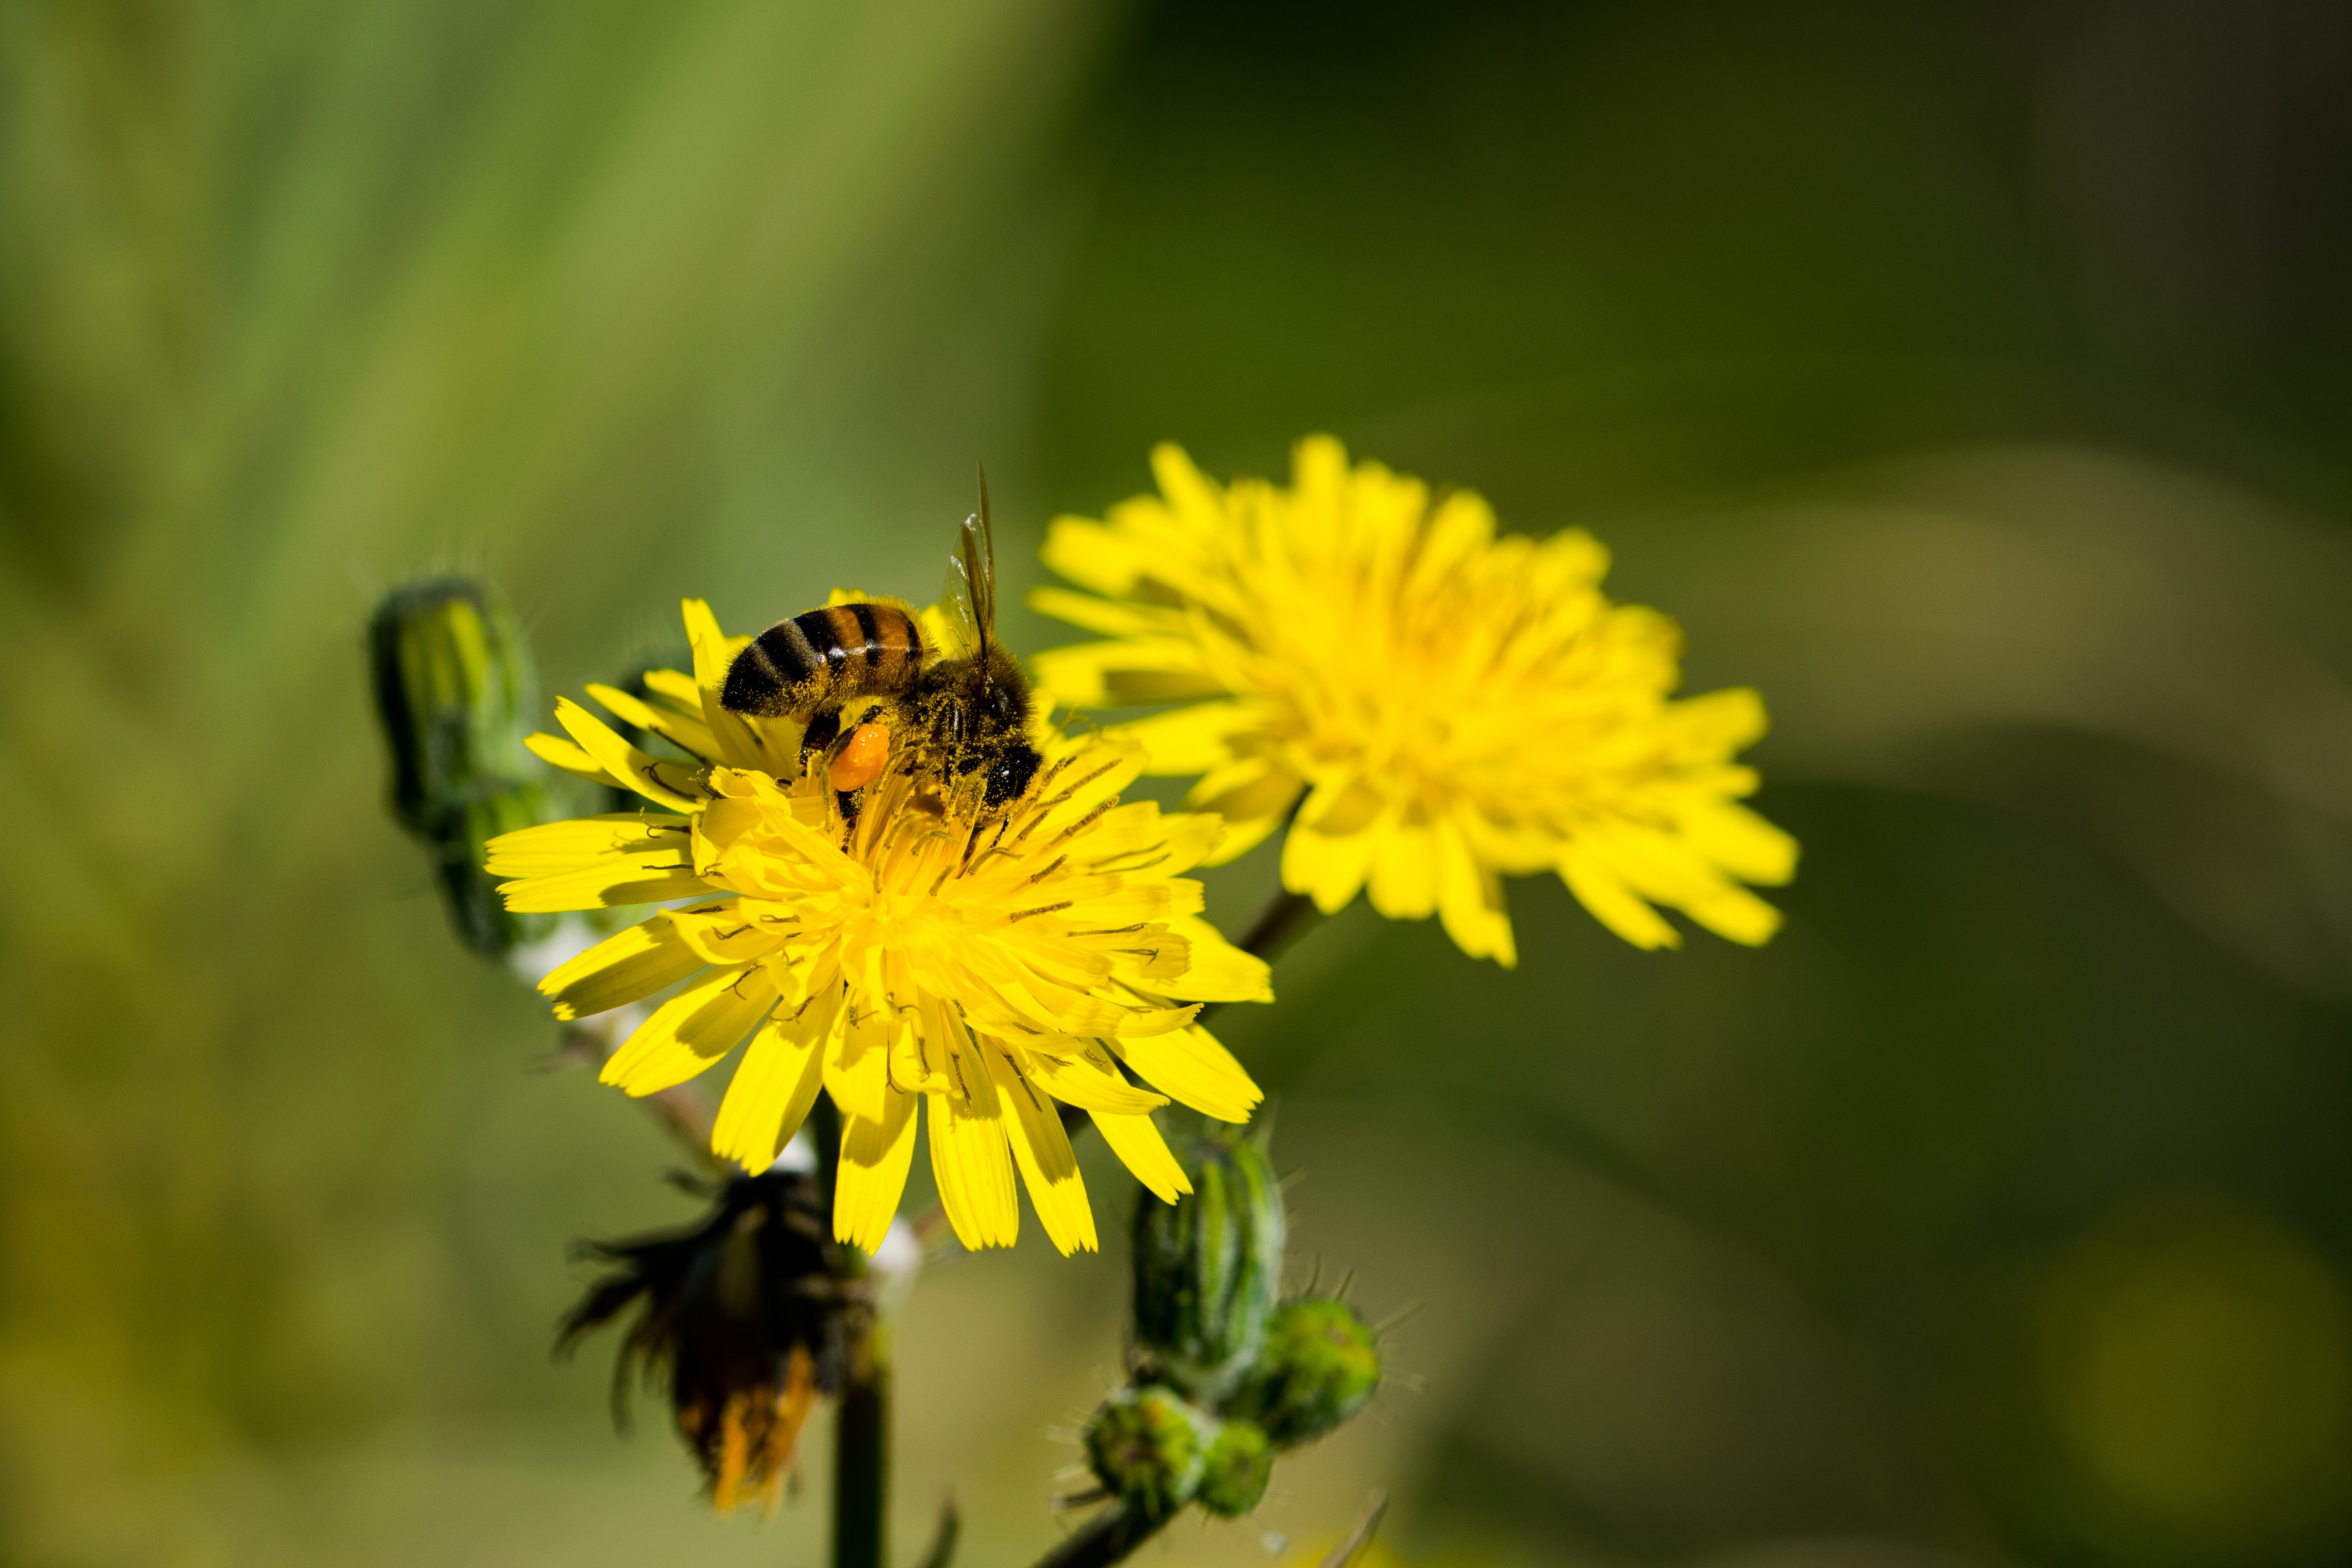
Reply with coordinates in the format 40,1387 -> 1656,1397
682,599 -> 800,777
641,667 -> 704,710
1289,434 -> 1349,495
1282,820 -> 1377,915
1683,881 -> 1783,946
1026,586 -> 1178,640
1030,639 -> 1214,710
1684,800 -> 1799,886
587,681 -> 721,766
1404,489 -> 1499,601
1112,700 -> 1257,774
711,1001 -> 831,1171
888,1009 -> 954,1099
1040,515 -> 1146,596
1367,821 -> 1443,920
524,731 -> 621,788
1295,772 -> 1386,838
1156,915 -> 1273,1003
555,698 -> 703,812
1185,755 -> 1303,833
987,1047 -> 1096,1256
537,911 -> 706,1019
927,1091 -> 1018,1251
1109,1025 -> 1261,1123
1091,1110 -> 1192,1204
1584,822 -> 1784,946
1018,1040 -> 1169,1113
1434,823 -> 1516,967
833,1087 -> 917,1255
1151,443 -> 1228,539
485,814 -> 692,878
499,860 -> 711,913
1661,685 -> 1769,757
1198,807 -> 1287,869
1557,848 -> 1681,950
824,1009 -> 892,1126
665,903 -> 786,965
601,964 -> 779,1095
1027,746 -> 1145,833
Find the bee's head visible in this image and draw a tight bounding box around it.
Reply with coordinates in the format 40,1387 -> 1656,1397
978,743 -> 1042,809
982,682 -> 1025,730
976,653 -> 1032,732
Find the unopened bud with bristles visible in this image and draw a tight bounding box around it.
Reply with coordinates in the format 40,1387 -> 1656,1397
1083,1387 -> 1214,1515
368,577 -> 551,956
1196,1416 -> 1272,1517
1229,1296 -> 1380,1447
1131,1134 -> 1286,1403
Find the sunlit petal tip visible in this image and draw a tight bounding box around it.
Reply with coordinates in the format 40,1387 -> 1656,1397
833,1091 -> 918,1256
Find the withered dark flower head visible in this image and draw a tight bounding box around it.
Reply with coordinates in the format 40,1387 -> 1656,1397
560,1169 -> 863,1512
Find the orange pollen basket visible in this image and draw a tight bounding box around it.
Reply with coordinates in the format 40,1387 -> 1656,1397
827,722 -> 891,792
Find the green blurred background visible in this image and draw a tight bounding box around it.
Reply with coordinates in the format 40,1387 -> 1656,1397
6,2 -> 2352,1564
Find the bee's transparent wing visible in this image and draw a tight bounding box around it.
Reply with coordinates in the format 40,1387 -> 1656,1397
941,466 -> 998,655
942,516 -> 983,655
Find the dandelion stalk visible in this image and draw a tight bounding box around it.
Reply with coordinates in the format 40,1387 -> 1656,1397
814,1093 -> 891,1568
1233,887 -> 1321,966
834,1329 -> 891,1568
1032,1497 -> 1177,1568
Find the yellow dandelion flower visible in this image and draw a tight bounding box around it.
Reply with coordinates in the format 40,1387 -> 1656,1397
488,600 -> 1270,1256
1029,435 -> 1798,967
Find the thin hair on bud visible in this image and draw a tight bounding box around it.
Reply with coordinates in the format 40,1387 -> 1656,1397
1371,1301 -> 1424,1336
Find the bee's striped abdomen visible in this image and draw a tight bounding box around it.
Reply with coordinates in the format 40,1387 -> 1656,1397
721,601 -> 927,717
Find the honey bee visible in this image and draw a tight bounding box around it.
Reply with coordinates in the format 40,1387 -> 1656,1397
720,474 -> 1042,812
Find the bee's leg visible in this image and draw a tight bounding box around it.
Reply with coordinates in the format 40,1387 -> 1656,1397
836,789 -> 863,831
798,708 -> 842,774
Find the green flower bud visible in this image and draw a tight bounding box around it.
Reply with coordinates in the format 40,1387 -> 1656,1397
368,578 -> 551,956
1084,1387 -> 1214,1515
437,783 -> 552,955
1196,1417 -> 1272,1518
1131,1135 -> 1287,1402
1231,1296 -> 1380,1447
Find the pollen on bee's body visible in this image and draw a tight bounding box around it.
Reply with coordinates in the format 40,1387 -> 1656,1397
828,723 -> 891,792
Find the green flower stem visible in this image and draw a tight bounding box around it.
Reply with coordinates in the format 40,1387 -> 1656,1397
1031,1500 -> 1174,1568
835,1319 -> 891,1568
1189,884 -> 1324,1037
1031,1488 -> 1382,1568
814,1093 -> 891,1568
1236,886 -> 1324,966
